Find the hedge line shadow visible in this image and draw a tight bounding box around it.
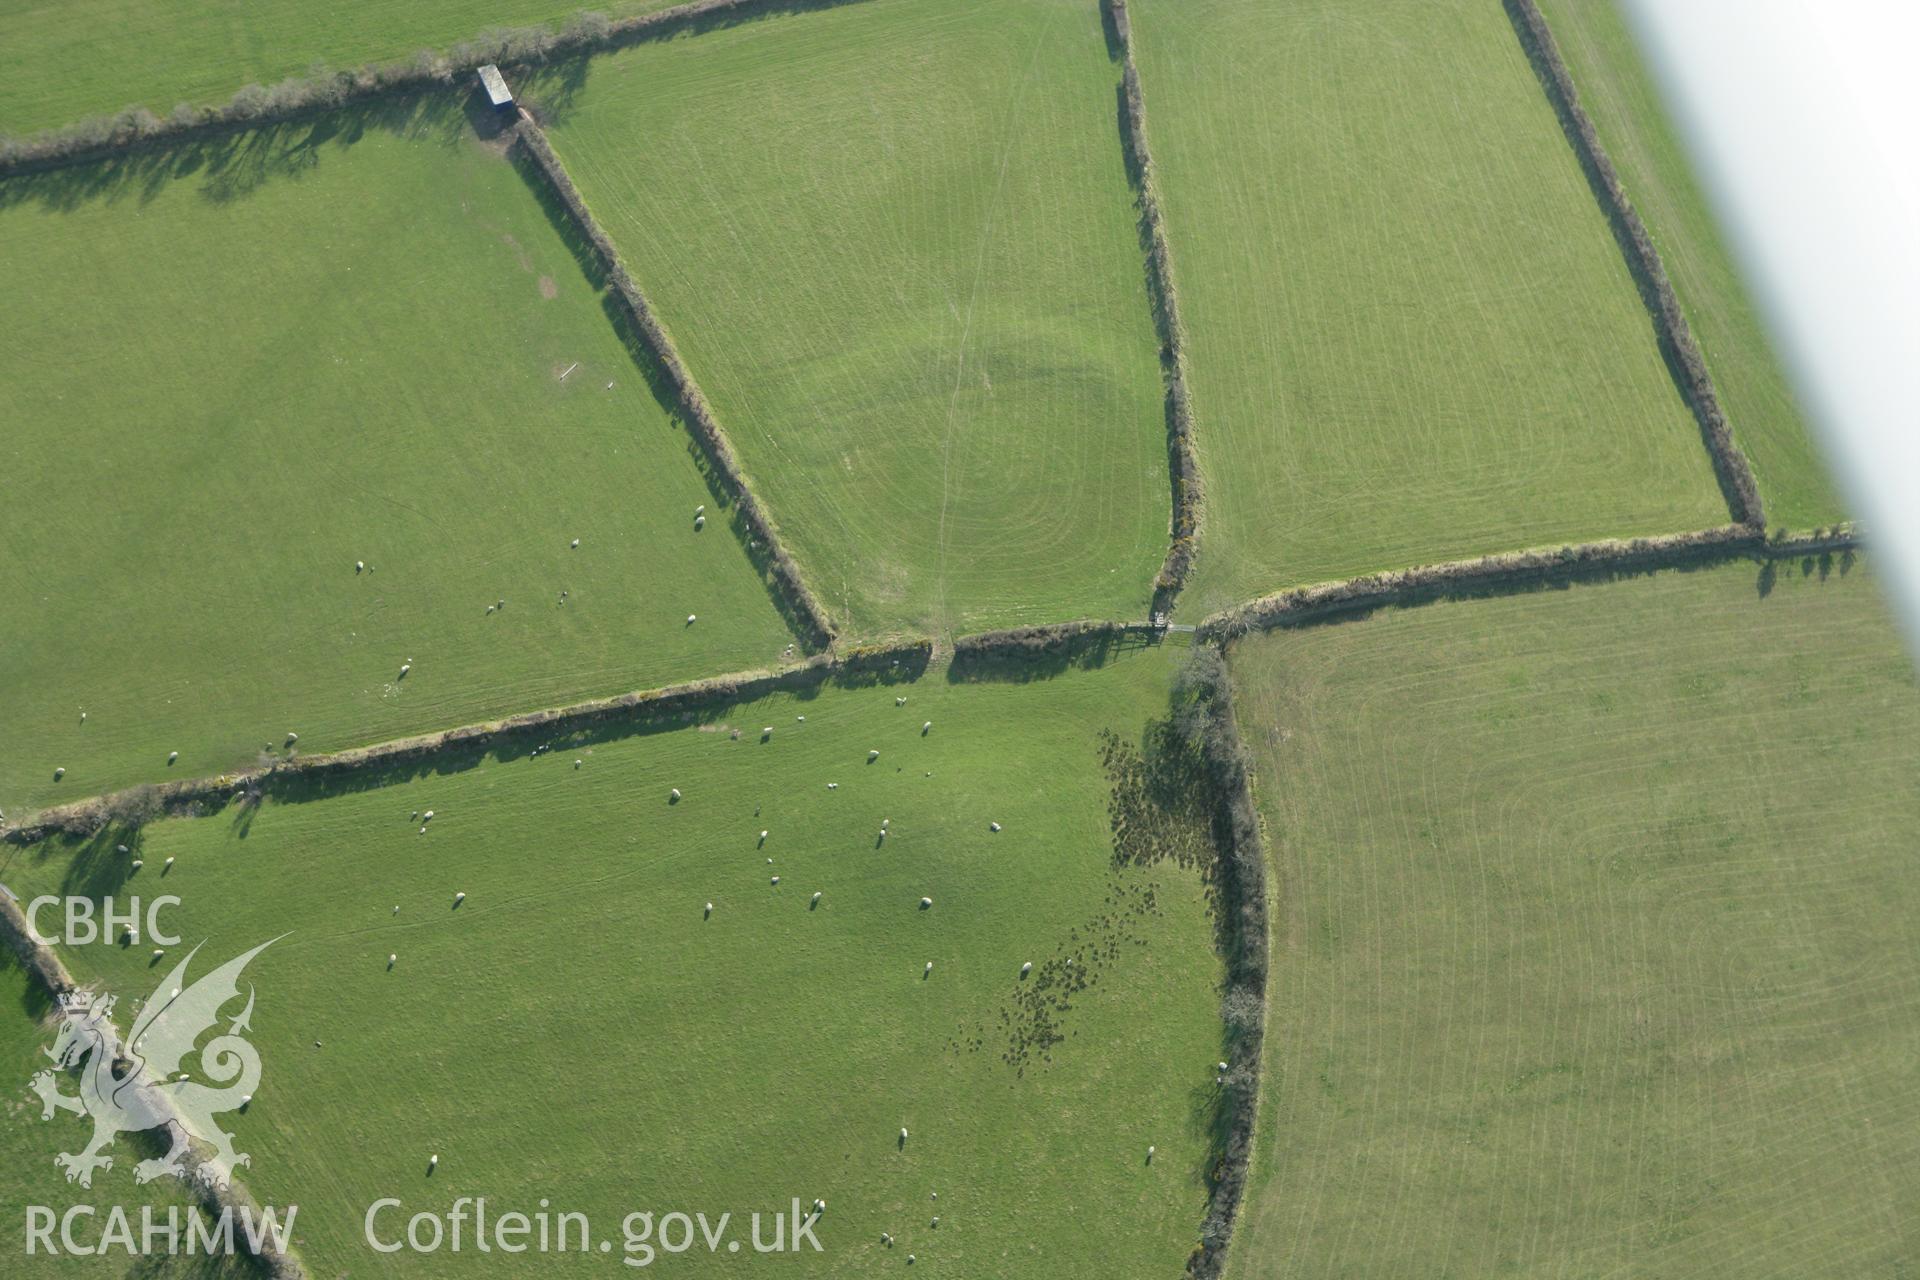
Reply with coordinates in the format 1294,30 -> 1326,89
1501,0 -> 1755,527
0,92 -> 469,215
505,138 -> 823,650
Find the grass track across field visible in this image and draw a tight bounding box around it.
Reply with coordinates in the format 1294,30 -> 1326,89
1,642 -> 1224,1277
0,0 -> 682,139
1127,0 -> 1728,615
1226,556 -> 1920,1277
0,99 -> 796,814
538,0 -> 1174,638
1535,0 -> 1846,531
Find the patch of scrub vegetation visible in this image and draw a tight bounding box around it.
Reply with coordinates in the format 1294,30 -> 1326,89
1224,556 -> 1920,1277
0,98 -> 796,815
3,643 -> 1225,1276
0,0 -> 680,139
1536,0 -> 1847,531
540,0 -> 1173,638
0,959 -> 263,1277
1125,0 -> 1727,614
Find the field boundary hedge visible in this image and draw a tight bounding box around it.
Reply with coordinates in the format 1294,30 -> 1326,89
4,645 -> 933,846
1506,0 -> 1765,531
0,893 -> 304,1279
0,0 -> 861,179
1103,0 -> 1203,617
1170,648 -> 1268,1279
510,114 -> 837,650
1201,524 -> 1867,638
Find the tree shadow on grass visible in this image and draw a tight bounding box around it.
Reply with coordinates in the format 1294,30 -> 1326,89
0,93 -> 475,216
948,627 -> 1162,685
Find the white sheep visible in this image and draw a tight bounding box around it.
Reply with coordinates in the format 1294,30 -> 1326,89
163,856 -> 174,869
116,844 -> 128,854
989,822 -> 1001,833
695,505 -> 705,516
670,788 -> 681,801
399,662 -> 411,678
868,749 -> 879,761
900,1127 -> 909,1142
240,1094 -> 252,1107
919,897 -> 932,908
131,859 -> 143,870
896,697 -> 906,706
877,828 -> 887,841
694,515 -> 705,530
882,818 -> 890,829
923,961 -> 933,975
168,751 -> 178,763
356,560 -> 364,573
760,830 -> 769,841
762,727 -> 774,738
152,948 -> 165,959
1020,962 -> 1032,977
827,782 -> 838,790
570,538 -> 580,548
810,891 -> 822,906
423,810 -> 435,821
705,902 -> 714,916
388,954 -> 397,968
771,876 -> 780,886
922,721 -> 932,734
1147,1145 -> 1156,1163
429,1154 -> 439,1169
687,614 -> 697,625
54,767 -> 65,780
286,731 -> 298,744
453,892 -> 466,906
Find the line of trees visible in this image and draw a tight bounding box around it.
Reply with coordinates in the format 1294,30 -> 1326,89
1169,646 -> 1268,1279
6,643 -> 951,845
510,117 -> 837,650
0,0 -> 816,177
1505,0 -> 1765,531
1105,0 -> 1203,616
1202,524 -> 1763,638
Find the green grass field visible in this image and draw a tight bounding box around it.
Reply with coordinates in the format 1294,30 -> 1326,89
539,0 -> 1174,638
1537,0 -> 1847,532
0,0 -> 678,139
0,960 -> 258,1276
1225,558 -> 1920,1277
2,643 -> 1226,1276
1127,0 -> 1729,615
0,101 -> 796,817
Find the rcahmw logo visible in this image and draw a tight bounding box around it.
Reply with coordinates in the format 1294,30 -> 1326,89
19,937 -> 297,1258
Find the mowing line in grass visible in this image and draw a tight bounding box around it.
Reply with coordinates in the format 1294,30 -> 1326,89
539,0 -> 1176,638
1224,556 -> 1920,1278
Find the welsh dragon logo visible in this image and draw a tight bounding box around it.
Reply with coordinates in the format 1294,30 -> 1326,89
28,938 -> 278,1190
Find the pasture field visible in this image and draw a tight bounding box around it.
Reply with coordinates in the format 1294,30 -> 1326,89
2,642 -> 1227,1276
0,100 -> 796,816
1537,0 -> 1847,531
0,0 -> 678,139
1126,0 -> 1728,615
540,0 -> 1174,638
1225,558 -> 1920,1277
0,960 -> 257,1276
